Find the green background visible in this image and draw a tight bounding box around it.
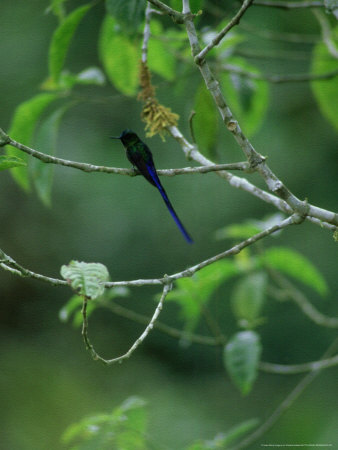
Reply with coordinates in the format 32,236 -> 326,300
0,0 -> 337,448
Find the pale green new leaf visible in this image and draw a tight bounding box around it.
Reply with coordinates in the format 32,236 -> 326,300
221,57 -> 269,137
99,15 -> 139,96
224,330 -> 262,395
311,26 -> 338,131
0,155 -> 26,171
231,272 -> 267,325
49,3 -> 92,82
260,246 -> 328,296
6,93 -> 59,190
194,83 -> 219,158
61,261 -> 110,299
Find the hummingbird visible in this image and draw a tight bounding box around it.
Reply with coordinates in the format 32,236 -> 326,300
111,130 -> 193,244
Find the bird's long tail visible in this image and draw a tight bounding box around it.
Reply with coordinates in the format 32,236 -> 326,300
146,164 -> 193,244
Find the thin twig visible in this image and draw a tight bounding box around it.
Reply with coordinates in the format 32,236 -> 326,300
195,0 -> 255,63
254,0 -> 325,9
240,21 -> 319,44
82,282 -> 172,365
260,354 -> 338,374
270,270 -> 338,328
222,64 -> 338,83
103,300 -> 225,345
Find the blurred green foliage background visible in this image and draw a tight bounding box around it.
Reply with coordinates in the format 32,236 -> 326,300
0,0 -> 337,448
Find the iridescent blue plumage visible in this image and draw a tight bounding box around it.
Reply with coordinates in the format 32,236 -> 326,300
111,130 -> 193,243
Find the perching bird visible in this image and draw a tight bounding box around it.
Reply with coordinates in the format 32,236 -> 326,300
111,130 -> 193,243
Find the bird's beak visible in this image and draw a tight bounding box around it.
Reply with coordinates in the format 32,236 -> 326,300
110,136 -> 121,139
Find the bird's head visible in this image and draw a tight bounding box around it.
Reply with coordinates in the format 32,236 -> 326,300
110,129 -> 139,146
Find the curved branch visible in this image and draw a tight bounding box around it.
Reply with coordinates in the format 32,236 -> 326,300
82,282 -> 172,365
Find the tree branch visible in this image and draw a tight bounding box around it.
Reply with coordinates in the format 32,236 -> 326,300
0,129 -> 248,176
146,0 -> 184,23
222,64 -> 338,83
82,282 -> 172,365
195,0 -> 255,63
260,354 -> 338,374
182,15 -> 338,227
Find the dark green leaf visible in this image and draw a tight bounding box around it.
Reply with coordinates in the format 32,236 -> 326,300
221,57 -> 269,137
311,26 -> 338,131
60,261 -> 110,299
6,93 -> 59,191
231,272 -> 267,326
224,330 -> 262,395
49,3 -> 92,82
0,155 -> 26,171
98,15 -> 139,96
193,83 -> 219,158
31,105 -> 70,206
260,247 -> 328,296
106,0 -> 146,29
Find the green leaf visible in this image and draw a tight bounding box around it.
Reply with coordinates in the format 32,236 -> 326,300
6,93 -> 59,191
231,272 -> 267,326
260,246 -> 328,296
31,105 -> 70,206
166,261 -> 240,332
49,3 -> 92,82
311,26 -> 338,131
220,57 -> 269,137
0,155 -> 26,171
224,330 -> 262,395
193,83 -> 219,158
61,261 -> 110,299
148,21 -> 176,81
186,419 -> 259,449
105,0 -> 146,29
98,15 -> 139,96
62,396 -> 147,449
